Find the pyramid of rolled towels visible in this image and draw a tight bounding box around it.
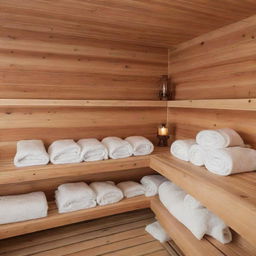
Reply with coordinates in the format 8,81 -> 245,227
171,128 -> 256,176
14,136 -> 154,167
159,181 -> 232,244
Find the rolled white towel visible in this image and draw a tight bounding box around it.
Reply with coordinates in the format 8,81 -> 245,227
0,192 -> 48,224
102,137 -> 133,159
14,140 -> 49,167
145,221 -> 170,243
55,182 -> 96,213
140,175 -> 168,197
159,181 -> 208,240
184,195 -> 232,244
48,139 -> 82,164
90,181 -> 124,206
77,138 -> 108,162
170,139 -> 196,161
125,136 -> 154,156
196,128 -> 244,149
188,144 -> 205,166
117,181 -> 145,198
204,147 -> 256,176
184,194 -> 204,209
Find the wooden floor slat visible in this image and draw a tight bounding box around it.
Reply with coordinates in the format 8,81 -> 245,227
0,209 -> 173,256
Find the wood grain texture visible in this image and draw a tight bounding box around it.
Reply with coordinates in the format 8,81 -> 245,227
169,15 -> 256,100
150,154 -> 256,246
0,196 -> 152,240
0,25 -> 166,100
1,0 -> 256,48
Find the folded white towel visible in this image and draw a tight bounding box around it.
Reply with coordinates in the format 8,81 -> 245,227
170,139 -> 196,161
14,140 -> 49,167
196,128 -> 244,149
125,136 -> 154,156
204,147 -> 256,176
77,138 -> 108,162
102,137 -> 133,159
48,139 -> 82,164
145,221 -> 170,243
0,192 -> 48,224
55,182 -> 96,213
188,144 -> 205,166
140,175 -> 168,197
90,181 -> 124,206
117,181 -> 145,198
184,195 -> 232,244
159,181 -> 208,240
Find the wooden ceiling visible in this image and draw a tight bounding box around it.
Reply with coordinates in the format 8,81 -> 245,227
1,0 -> 256,48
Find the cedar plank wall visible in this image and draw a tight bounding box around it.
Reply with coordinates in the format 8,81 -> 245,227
168,15 -> 256,147
0,10 -> 167,198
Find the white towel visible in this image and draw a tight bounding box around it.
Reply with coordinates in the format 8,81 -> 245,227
196,128 -> 244,149
188,144 -> 205,166
125,136 -> 154,156
140,175 -> 168,197
170,139 -> 196,161
102,137 -> 133,159
184,195 -> 232,244
117,181 -> 145,198
77,138 -> 108,162
90,181 -> 124,206
204,147 -> 256,176
55,182 -> 96,213
145,221 -> 170,243
48,139 -> 82,164
159,181 -> 208,240
0,192 -> 48,224
14,140 -> 49,167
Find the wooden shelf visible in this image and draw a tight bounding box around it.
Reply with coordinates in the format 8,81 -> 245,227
0,195 -> 152,240
150,154 -> 256,246
151,198 -> 256,256
0,99 -> 167,108
0,147 -> 167,185
167,98 -> 256,111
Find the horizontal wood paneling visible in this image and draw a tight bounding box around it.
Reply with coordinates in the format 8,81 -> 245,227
0,107 -> 165,144
0,26 -> 167,100
168,108 -> 256,148
169,15 -> 256,100
1,0 -> 256,47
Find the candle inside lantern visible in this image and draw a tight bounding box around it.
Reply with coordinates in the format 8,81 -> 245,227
158,124 -> 168,136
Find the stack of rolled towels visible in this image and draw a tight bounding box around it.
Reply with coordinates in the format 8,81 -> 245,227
0,174 -> 166,224
171,128 -> 256,176
14,136 -> 154,167
159,181 -> 232,244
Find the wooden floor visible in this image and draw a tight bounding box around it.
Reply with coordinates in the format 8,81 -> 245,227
0,209 -> 180,256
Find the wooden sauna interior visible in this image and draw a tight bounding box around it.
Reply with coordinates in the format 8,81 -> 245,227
0,1 -> 256,255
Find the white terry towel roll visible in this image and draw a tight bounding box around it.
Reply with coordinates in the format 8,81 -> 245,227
90,181 -> 124,206
117,181 -> 145,198
145,221 -> 170,243
125,136 -> 154,156
204,147 -> 256,176
170,139 -> 196,161
196,128 -> 244,149
159,181 -> 208,240
77,138 -> 108,162
140,175 -> 168,197
14,140 -> 49,167
55,182 -> 96,213
0,192 -> 48,224
188,144 -> 205,166
184,195 -> 232,244
102,137 -> 133,159
48,139 -> 82,164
